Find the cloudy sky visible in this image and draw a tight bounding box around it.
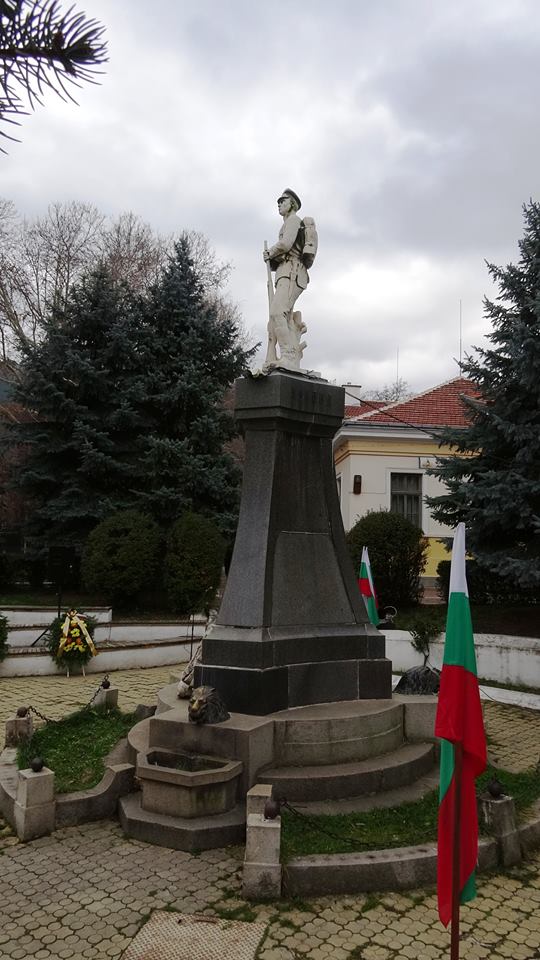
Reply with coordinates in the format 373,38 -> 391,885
3,0 -> 540,394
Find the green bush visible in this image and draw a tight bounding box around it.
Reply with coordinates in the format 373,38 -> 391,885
346,509 -> 428,607
23,553 -> 48,591
437,559 -> 538,605
408,609 -> 445,662
0,552 -> 15,589
0,613 -> 8,661
164,512 -> 226,615
81,510 -> 161,607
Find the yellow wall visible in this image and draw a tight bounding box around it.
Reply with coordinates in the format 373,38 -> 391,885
425,536 -> 449,578
334,435 -> 452,464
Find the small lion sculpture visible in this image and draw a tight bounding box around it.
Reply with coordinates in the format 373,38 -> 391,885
188,686 -> 230,725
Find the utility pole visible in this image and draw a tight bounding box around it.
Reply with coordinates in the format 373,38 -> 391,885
459,299 -> 463,370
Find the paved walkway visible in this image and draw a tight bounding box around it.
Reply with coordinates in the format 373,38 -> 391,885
1,666 -> 540,959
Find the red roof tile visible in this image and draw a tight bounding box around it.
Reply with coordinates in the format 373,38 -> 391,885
344,402 -> 373,418
0,401 -> 37,424
344,377 -> 479,428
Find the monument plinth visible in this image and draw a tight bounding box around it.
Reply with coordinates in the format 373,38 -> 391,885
195,370 -> 392,713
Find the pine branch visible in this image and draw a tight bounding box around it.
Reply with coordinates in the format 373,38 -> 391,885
0,0 -> 107,150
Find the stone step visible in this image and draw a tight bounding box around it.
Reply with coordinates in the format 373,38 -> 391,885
118,792 -> 245,852
259,742 -> 436,802
272,699 -> 403,765
295,770 -> 440,815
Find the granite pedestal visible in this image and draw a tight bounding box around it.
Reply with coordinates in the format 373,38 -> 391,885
195,371 -> 392,713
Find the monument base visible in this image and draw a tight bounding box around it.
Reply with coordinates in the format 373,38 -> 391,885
194,656 -> 392,715
198,371 -> 392,714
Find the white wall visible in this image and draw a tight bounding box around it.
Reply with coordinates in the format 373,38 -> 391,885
7,621 -> 205,649
1,606 -> 112,626
386,631 -> 540,689
0,640 -> 193,677
339,452 -> 452,536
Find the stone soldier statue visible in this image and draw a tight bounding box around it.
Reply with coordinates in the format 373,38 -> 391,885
262,188 -> 317,371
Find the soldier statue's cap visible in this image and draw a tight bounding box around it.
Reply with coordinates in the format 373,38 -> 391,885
278,188 -> 301,210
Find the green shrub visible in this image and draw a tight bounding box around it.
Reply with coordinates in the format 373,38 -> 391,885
164,512 -> 226,615
437,559 -> 538,605
408,610 -> 445,663
23,553 -> 48,591
0,613 -> 8,661
81,510 -> 161,607
346,510 -> 428,607
0,552 -> 15,589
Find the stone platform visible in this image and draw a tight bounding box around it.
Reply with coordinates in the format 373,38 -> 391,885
120,684 -> 438,850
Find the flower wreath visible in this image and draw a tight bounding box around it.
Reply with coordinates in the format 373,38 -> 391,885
47,609 -> 98,670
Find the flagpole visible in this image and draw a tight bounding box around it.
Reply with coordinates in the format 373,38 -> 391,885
450,741 -> 463,960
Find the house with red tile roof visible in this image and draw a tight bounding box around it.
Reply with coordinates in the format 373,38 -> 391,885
334,376 -> 478,581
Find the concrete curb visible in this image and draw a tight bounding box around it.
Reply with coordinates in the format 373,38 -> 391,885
0,741 -> 135,835
282,807 -> 540,897
55,762 -> 135,827
283,837 -> 499,897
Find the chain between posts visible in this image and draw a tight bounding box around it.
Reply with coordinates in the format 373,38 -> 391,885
279,799 -> 371,849
24,674 -> 111,725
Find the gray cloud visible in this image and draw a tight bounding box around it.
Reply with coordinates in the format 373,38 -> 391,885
2,0 -> 539,393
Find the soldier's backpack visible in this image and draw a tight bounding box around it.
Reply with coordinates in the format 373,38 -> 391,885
301,217 -> 318,268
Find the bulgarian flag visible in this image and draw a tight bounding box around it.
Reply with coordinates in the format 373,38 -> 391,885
435,523 -> 486,929
358,546 -> 379,625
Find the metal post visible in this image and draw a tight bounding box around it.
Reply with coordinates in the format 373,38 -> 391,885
450,742 -> 463,960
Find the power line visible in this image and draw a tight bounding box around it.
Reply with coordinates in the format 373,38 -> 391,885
343,392 -> 517,470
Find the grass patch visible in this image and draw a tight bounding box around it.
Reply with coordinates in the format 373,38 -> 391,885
281,766 -> 540,860
213,904 -> 258,922
0,590 -> 107,607
0,589 -> 199,622
17,706 -> 137,793
478,676 -> 540,696
360,893 -> 382,913
395,604 -> 539,639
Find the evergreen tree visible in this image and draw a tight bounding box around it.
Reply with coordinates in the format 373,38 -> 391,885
133,234 -> 255,535
11,267 -> 144,554
427,201 -> 540,588
0,0 -> 107,150
8,234 -> 255,562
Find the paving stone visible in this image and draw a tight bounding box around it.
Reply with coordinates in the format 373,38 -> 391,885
2,670 -> 540,960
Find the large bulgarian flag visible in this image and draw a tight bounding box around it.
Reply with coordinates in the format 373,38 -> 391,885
435,522 -> 487,928
358,546 -> 379,626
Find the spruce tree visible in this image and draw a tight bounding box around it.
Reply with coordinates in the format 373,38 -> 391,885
133,234 -> 255,535
11,267 -> 144,554
9,234 -> 255,564
428,201 -> 540,588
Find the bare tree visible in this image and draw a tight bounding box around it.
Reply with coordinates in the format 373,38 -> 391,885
0,200 -> 258,358
99,212 -> 172,293
186,230 -> 231,292
364,378 -> 412,404
0,0 -> 107,150
0,199 -> 104,350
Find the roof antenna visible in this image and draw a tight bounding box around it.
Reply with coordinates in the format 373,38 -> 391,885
459,299 -> 463,370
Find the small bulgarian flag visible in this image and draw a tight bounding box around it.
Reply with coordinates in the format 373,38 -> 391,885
358,546 -> 379,625
435,523 -> 486,928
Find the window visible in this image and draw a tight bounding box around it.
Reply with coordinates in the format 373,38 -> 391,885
336,474 -> 342,502
391,473 -> 422,527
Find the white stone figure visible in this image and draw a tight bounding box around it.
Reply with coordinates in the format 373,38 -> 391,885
262,188 -> 317,372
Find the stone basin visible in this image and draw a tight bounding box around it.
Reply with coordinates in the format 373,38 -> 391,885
136,749 -> 243,819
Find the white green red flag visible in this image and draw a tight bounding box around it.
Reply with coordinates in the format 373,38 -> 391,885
435,522 -> 486,927
358,546 -> 379,626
